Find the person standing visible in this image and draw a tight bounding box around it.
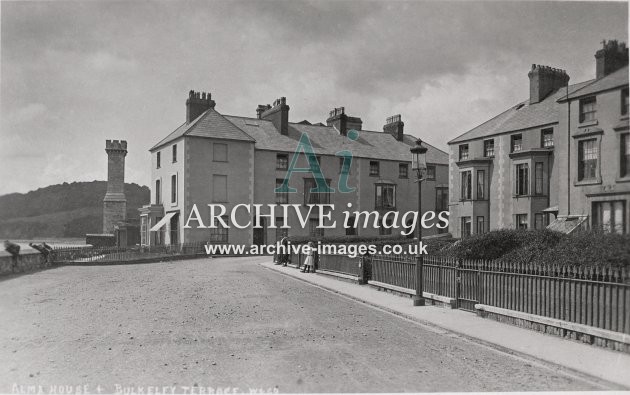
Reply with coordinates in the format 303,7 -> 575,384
301,241 -> 315,273
280,237 -> 289,266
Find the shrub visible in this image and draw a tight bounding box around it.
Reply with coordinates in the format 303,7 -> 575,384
431,228 -> 630,268
434,229 -> 562,261
540,230 -> 630,268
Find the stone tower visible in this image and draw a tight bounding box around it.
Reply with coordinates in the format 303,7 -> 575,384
103,140 -> 127,234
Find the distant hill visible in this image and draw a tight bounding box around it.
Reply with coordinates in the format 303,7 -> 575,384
0,181 -> 150,239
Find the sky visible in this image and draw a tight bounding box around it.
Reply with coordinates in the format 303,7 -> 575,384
0,0 -> 628,195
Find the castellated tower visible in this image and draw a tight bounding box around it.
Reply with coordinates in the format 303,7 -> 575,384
103,140 -> 128,234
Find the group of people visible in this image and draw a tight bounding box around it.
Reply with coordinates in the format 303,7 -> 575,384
274,237 -> 315,273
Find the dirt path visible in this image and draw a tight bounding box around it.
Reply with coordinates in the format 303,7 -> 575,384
0,257 -> 606,392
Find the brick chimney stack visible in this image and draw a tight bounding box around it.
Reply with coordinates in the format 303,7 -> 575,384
103,140 -> 127,234
327,107 -> 347,135
595,40 -> 628,79
384,114 -> 404,141
261,97 -> 290,135
326,107 -> 362,136
528,65 -> 570,104
256,104 -> 271,119
186,90 -> 215,124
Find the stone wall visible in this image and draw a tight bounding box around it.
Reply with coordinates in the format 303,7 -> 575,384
0,251 -> 49,277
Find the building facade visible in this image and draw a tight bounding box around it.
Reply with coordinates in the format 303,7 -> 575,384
140,93 -> 449,246
448,40 -> 629,238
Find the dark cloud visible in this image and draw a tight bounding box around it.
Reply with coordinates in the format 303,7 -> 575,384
0,0 -> 627,194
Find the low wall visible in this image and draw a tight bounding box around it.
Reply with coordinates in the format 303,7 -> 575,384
0,251 -> 49,276
476,304 -> 630,353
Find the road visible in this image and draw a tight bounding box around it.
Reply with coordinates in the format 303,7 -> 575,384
0,257 -> 609,393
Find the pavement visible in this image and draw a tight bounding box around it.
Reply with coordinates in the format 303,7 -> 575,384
0,256 -> 621,392
259,259 -> 630,389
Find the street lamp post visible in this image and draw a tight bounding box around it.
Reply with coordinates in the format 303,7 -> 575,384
410,139 -> 427,307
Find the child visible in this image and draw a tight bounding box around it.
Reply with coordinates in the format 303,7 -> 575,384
301,241 -> 315,273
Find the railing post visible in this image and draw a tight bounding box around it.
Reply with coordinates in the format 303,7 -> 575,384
456,258 -> 462,309
358,256 -> 367,285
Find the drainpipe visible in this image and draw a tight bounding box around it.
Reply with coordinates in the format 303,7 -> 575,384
566,84 -> 571,215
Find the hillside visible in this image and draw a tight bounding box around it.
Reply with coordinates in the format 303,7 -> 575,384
0,181 -> 150,239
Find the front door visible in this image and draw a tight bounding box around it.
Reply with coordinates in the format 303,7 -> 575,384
253,218 -> 266,246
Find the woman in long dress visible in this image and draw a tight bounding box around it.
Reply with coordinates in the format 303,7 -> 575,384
301,241 -> 315,273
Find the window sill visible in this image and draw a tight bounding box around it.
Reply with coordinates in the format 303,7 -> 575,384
615,176 -> 630,183
369,174 -> 380,177
620,115 -> 629,121
375,207 -> 397,211
574,178 -> 602,186
578,119 -> 598,128
213,160 -> 228,163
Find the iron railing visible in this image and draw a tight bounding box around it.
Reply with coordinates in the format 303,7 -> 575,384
370,254 -> 630,335
51,242 -> 208,263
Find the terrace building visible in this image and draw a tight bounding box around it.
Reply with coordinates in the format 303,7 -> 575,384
140,94 -> 448,246
448,40 -> 629,238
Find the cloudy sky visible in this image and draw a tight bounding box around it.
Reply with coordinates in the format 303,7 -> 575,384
1,0 -> 627,195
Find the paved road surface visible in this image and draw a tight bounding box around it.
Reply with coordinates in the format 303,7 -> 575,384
0,257 -> 610,392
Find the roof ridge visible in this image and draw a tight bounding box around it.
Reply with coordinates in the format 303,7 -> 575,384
558,68 -> 627,101
220,111 -> 257,142
448,101 -> 522,144
403,135 -> 449,156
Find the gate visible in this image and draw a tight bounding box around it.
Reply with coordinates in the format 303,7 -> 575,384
456,260 -> 480,311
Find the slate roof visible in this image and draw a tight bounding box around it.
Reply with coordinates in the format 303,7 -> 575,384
449,79 -> 594,144
151,109 -> 448,164
225,115 -> 449,164
150,108 -> 255,151
559,66 -> 629,101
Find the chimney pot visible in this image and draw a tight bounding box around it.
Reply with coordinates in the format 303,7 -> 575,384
383,114 -> 404,141
528,65 -> 570,104
186,89 -> 215,123
595,39 -> 629,79
260,96 -> 290,135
